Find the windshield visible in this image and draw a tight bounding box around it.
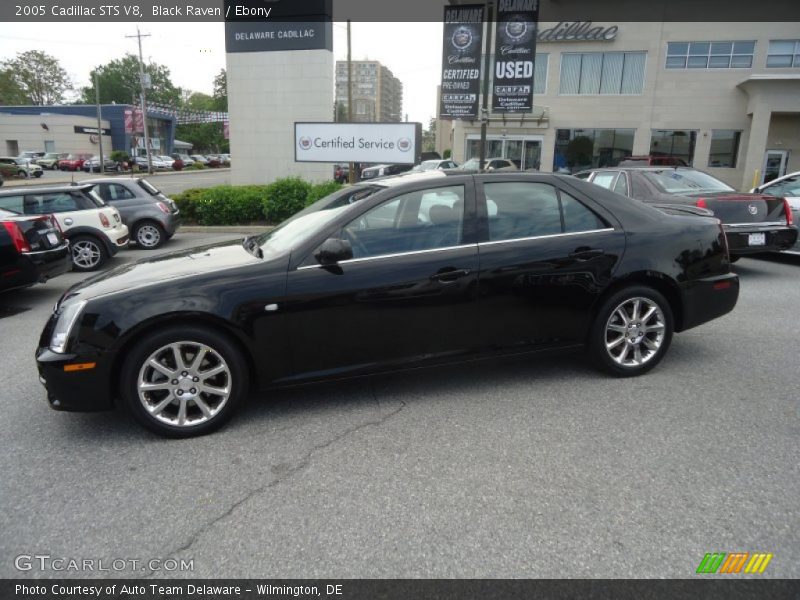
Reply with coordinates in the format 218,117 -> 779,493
254,185 -> 384,259
413,160 -> 440,172
459,158 -> 482,170
137,179 -> 161,196
644,169 -> 734,194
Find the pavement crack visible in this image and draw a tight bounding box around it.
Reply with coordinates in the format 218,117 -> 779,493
144,398 -> 406,577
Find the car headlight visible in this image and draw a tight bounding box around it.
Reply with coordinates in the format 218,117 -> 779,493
50,300 -> 87,354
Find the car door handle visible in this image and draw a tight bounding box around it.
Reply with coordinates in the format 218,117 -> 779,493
569,247 -> 604,260
430,268 -> 471,283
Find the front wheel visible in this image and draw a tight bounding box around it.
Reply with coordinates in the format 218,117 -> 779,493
134,221 -> 165,249
120,326 -> 249,437
70,235 -> 107,272
589,286 -> 674,377
33,171 -> 43,178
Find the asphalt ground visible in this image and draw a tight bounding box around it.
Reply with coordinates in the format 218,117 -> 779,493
0,234 -> 797,578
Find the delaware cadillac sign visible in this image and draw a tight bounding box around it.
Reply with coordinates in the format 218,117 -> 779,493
492,0 -> 539,112
295,122 -> 422,164
439,4 -> 484,120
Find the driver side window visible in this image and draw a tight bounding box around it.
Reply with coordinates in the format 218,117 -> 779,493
342,185 -> 465,259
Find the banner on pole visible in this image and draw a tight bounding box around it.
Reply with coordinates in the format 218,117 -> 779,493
439,4 -> 484,120
492,0 -> 539,113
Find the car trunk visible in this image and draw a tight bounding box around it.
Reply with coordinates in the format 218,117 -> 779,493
680,192 -> 788,225
14,215 -> 64,252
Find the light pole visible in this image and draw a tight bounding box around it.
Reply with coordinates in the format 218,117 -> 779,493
94,69 -> 105,174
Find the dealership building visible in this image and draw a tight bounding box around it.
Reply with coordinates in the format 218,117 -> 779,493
438,21 -> 800,190
0,104 -> 177,158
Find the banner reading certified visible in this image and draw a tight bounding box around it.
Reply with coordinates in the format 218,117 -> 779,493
439,4 -> 484,120
492,0 -> 539,113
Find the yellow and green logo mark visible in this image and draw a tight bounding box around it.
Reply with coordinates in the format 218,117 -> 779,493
696,552 -> 773,574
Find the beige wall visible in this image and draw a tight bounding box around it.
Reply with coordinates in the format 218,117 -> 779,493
0,113 -> 111,156
227,49 -> 333,185
449,22 -> 800,190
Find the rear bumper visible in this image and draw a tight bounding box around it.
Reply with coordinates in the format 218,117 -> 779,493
105,225 -> 130,256
36,347 -> 114,412
163,212 -> 182,236
678,272 -> 739,332
1,244 -> 70,292
723,225 -> 798,255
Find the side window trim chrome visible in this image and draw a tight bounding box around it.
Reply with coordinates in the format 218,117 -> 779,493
478,228 -> 616,247
295,243 -> 478,271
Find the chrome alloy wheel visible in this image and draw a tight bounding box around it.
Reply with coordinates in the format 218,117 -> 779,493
136,224 -> 161,248
604,297 -> 666,368
137,341 -> 232,427
71,240 -> 102,269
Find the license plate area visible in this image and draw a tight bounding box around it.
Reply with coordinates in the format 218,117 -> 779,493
748,232 -> 766,246
46,232 -> 59,246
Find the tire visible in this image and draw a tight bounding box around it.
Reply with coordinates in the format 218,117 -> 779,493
133,221 -> 166,249
70,235 -> 107,272
729,256 -> 741,263
120,326 -> 249,437
589,285 -> 674,377
17,170 -> 27,178
34,171 -> 43,178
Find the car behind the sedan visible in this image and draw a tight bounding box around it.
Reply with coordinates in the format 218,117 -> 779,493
36,172 -> 739,437
1,208 -> 70,293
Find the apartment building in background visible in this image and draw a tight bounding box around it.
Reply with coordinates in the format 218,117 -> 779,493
335,60 -> 404,122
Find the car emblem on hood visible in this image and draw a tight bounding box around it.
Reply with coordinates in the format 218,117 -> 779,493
748,204 -> 758,215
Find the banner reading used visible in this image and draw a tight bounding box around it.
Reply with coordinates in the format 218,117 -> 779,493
439,4 -> 484,120
492,0 -> 539,112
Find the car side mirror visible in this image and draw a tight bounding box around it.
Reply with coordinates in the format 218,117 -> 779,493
314,238 -> 353,266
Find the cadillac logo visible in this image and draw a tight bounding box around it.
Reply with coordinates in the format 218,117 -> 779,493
748,204 -> 758,215
397,138 -> 411,152
298,137 -> 312,150
504,16 -> 530,42
452,26 -> 475,52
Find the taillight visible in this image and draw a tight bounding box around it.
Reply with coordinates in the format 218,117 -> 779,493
156,201 -> 170,214
696,198 -> 707,209
99,213 -> 110,227
51,215 -> 62,233
2,221 -> 31,253
784,199 -> 794,226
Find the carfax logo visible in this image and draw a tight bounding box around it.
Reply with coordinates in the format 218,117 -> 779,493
298,137 -> 312,150
696,552 -> 773,574
397,138 -> 411,152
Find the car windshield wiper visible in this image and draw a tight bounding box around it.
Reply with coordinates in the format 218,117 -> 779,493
242,235 -> 263,259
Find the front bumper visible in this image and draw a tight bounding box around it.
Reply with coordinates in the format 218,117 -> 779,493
723,225 -> 798,255
679,272 -> 740,332
36,347 -> 114,412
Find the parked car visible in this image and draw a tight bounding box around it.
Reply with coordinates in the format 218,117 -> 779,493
34,171 -> 739,437
361,163 -> 413,180
618,155 -> 689,167
580,167 -> 797,258
36,153 -> 69,170
156,155 -> 175,169
82,156 -> 119,173
18,151 -> 45,162
0,208 -> 70,293
171,153 -> 195,166
752,171 -> 800,254
0,156 -> 44,178
190,154 -> 209,165
411,159 -> 459,172
333,164 -> 350,183
85,177 -> 181,249
0,184 -> 129,272
459,157 -> 519,172
58,153 -> 92,171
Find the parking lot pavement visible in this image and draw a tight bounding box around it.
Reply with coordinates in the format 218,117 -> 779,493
0,244 -> 798,579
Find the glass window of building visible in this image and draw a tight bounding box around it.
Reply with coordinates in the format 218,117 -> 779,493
559,52 -> 646,95
552,128 -> 635,173
666,41 -> 755,69
649,130 -> 698,165
708,130 -> 742,168
767,40 -> 800,67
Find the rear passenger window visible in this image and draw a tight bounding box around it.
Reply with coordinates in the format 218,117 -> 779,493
613,173 -> 629,196
484,183 -> 562,241
561,191 -> 607,233
592,172 -> 619,190
0,195 -> 24,214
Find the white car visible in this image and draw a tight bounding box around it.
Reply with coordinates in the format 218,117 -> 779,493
157,155 -> 175,169
752,172 -> 800,253
0,183 -> 129,272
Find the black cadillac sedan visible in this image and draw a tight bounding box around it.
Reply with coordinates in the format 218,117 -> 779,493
36,171 -> 739,437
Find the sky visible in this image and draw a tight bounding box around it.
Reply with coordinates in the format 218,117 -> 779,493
0,21 -> 443,125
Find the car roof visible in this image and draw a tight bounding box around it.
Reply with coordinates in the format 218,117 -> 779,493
0,183 -> 94,196
83,177 -> 143,184
762,171 -> 800,186
584,166 -> 698,173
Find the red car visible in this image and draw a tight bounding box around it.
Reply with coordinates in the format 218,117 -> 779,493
58,153 -> 92,171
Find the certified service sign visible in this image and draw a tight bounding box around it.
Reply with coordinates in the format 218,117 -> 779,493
294,122 -> 421,164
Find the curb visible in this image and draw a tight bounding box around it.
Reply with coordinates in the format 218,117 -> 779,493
180,225 -> 275,234
0,168 -> 232,188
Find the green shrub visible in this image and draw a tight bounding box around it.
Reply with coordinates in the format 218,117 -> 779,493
171,187 -> 206,223
110,150 -> 129,163
262,177 -> 311,223
188,161 -> 205,170
306,181 -> 343,206
443,148 -> 452,159
195,185 -> 268,225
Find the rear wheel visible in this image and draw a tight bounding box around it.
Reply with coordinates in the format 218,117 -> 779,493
134,221 -> 165,249
589,285 -> 673,377
17,170 -> 27,178
70,235 -> 107,272
120,326 -> 248,437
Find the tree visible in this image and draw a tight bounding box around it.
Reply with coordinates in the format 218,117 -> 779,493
175,92 -> 228,153
212,69 -> 227,111
81,54 -> 181,106
422,117 -> 437,153
1,50 -> 71,105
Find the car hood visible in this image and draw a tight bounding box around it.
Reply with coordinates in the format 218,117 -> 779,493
60,238 -> 263,305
